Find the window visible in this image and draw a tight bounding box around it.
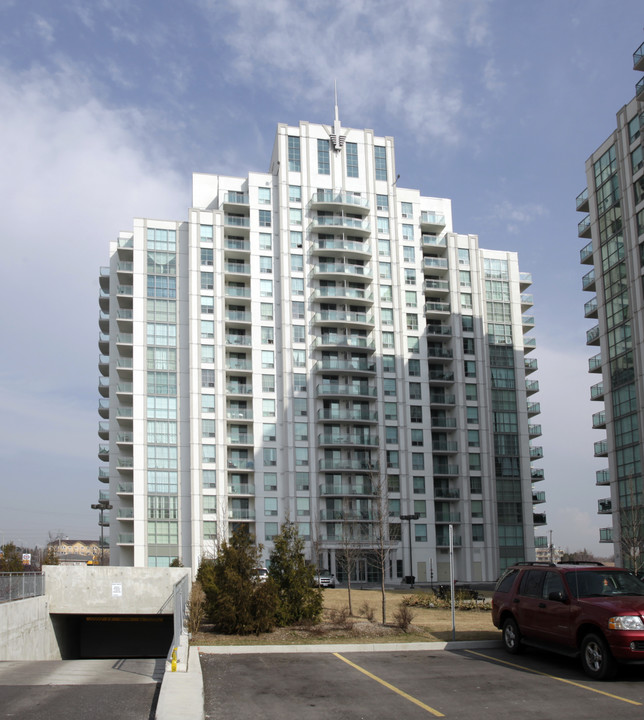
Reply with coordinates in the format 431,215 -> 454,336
415,524 -> 428,542
406,313 -> 418,331
291,254 -> 303,272
379,262 -> 391,280
264,448 -> 277,466
386,426 -> 399,444
472,525 -> 484,542
296,472 -> 309,490
382,331 -> 394,349
260,256 -> 272,274
374,146 -> 387,181
147,275 -> 176,298
401,201 -> 413,218
469,453 -> 481,471
377,194 -> 389,211
201,320 -> 214,339
202,369 -> 215,388
293,325 -> 305,343
471,500 -> 483,519
265,497 -> 278,516
294,422 -> 308,441
201,345 -> 214,363
413,476 -> 425,494
202,445 -> 216,463
387,451 -> 399,469
467,406 -> 479,424
383,356 -> 395,374
407,337 -> 419,353
405,291 -> 417,307
388,498 -> 401,517
265,522 -> 278,541
402,224 -> 414,242
263,398 -> 275,417
460,293 -> 472,310
408,359 -> 420,376
295,447 -> 308,466
381,285 -> 393,302
262,374 -> 275,392
261,326 -> 274,344
414,500 -> 427,518
203,470 -> 216,489
291,277 -> 304,295
384,402 -> 397,420
262,350 -> 274,368
464,360 -> 477,378
403,245 -> 415,262
463,337 -> 475,355
292,349 -> 306,367
468,429 -> 480,447
459,270 -> 471,288
294,397 -> 307,416
260,279 -> 273,297
466,384 -> 478,401
378,238 -> 391,257
201,296 -> 214,314
259,232 -> 272,251
264,473 -> 277,491
377,217 -> 390,235
405,268 -> 416,286
462,315 -> 473,332
410,406 -> 423,423
261,302 -> 273,321
346,142 -> 358,177
412,453 -> 425,471
201,248 -> 213,266
290,231 -> 303,248
409,382 -> 422,399
458,248 -> 470,266
200,225 -> 213,242
292,301 -> 305,319
388,475 -> 400,493
470,475 -> 482,493
293,373 -> 307,391
318,139 -> 330,174
383,378 -> 397,396
297,497 -> 310,516
381,308 -> 394,325
263,423 -> 277,442
259,209 -> 271,227
201,394 -> 215,413
289,208 -> 302,226
258,187 -> 271,204
288,136 -> 301,172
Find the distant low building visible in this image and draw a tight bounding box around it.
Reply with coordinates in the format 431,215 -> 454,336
48,539 -> 107,564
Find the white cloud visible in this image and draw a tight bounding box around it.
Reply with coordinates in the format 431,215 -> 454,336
491,199 -> 548,233
32,14 -> 55,44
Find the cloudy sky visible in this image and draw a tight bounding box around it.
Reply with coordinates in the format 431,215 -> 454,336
0,0 -> 641,554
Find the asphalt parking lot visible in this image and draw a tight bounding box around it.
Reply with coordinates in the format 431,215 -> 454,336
201,647 -> 644,719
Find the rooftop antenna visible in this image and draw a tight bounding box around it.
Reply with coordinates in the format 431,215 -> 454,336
330,80 -> 346,151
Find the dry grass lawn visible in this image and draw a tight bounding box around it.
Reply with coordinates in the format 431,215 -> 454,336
191,587 -> 500,646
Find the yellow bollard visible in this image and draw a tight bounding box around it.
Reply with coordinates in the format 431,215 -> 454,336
171,647 -> 177,672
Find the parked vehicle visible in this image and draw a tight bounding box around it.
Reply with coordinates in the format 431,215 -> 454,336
492,561 -> 644,679
314,572 -> 335,588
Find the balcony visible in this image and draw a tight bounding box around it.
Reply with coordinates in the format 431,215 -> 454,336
429,370 -> 455,383
532,491 -> 546,504
423,257 -> 449,274
436,532 -> 461,547
98,377 -> 110,397
223,215 -> 250,231
598,498 -> 612,515
586,325 -> 600,345
98,354 -> 109,376
99,267 -> 110,290
634,40 -> 644,71
430,416 -> 457,429
316,358 -> 375,373
98,445 -> 109,461
426,325 -> 452,337
423,279 -> 449,294
316,383 -> 377,398
226,383 -> 252,396
594,439 -> 608,457
578,215 -> 591,238
522,315 -> 535,331
584,297 -> 598,319
309,215 -> 371,236
224,237 -> 250,252
588,353 -> 602,373
314,310 -> 374,327
314,286 -> 373,304
318,459 -> 379,471
637,75 -> 644,102
534,536 -> 548,548
314,261 -> 372,279
310,190 -> 369,211
427,346 -> 453,360
99,288 -> 110,311
433,464 -> 459,477
533,512 -> 547,526
316,335 -> 375,351
116,383 -> 133,400
225,284 -> 251,299
227,458 -> 255,471
519,272 -> 533,290
528,424 -> 542,438
116,456 -> 133,470
98,399 -> 109,418
98,467 -> 109,482
599,527 -> 613,543
317,408 -> 378,423
220,191 -> 249,208
590,381 -> 604,400
98,421 -> 109,439
421,235 -> 447,251
98,333 -> 109,353
225,310 -> 252,324
527,402 -> 541,416
526,380 -> 539,395
596,469 -> 610,486
523,337 -> 536,353
592,411 -> 606,429
117,534 -> 134,545
429,393 -> 456,406
435,512 -> 461,523
117,482 -> 133,494
425,301 -> 451,316
531,468 -> 544,482
226,408 -> 253,420
312,238 -> 371,258
227,433 -> 254,446
420,211 -> 446,231
580,241 -> 593,265
520,294 -> 533,310
225,334 -> 252,347
118,508 -> 134,520
530,446 -> 544,460
224,261 -> 251,276
318,433 -> 379,447
228,483 -> 255,495
431,441 -> 458,453
319,484 -> 376,496
226,358 -> 252,371
434,487 -> 460,500
524,358 -> 538,374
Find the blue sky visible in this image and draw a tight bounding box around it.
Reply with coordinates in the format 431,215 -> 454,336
0,0 -> 642,554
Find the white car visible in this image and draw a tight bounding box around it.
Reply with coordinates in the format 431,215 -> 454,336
314,573 -> 335,588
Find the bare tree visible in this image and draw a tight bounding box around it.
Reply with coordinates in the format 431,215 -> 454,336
619,474 -> 644,573
337,509 -> 363,616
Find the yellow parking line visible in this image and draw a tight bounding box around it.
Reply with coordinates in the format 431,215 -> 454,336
333,652 -> 445,717
465,649 -> 642,706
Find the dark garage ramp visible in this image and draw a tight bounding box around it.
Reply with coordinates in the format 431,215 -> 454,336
51,614 -> 173,659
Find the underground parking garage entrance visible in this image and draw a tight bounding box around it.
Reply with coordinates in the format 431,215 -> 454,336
50,614 -> 174,659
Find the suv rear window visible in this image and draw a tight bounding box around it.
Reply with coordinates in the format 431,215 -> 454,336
519,570 -> 545,597
496,568 -> 519,593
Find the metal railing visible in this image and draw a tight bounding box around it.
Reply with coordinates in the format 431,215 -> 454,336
0,572 -> 45,603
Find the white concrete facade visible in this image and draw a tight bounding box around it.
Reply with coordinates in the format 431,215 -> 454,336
97,115 -> 543,581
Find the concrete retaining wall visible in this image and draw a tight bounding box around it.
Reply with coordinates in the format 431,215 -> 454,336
0,596 -> 60,661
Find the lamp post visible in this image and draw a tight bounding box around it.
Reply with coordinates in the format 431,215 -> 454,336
400,513 -> 420,586
91,500 -> 112,565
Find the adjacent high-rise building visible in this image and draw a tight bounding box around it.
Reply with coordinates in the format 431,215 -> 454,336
578,41 -> 644,565
97,108 -> 544,582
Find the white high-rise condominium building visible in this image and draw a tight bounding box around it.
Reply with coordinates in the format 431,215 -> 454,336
577,40 -> 644,565
97,110 -> 544,582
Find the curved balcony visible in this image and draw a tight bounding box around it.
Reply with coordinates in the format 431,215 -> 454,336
98,445 -> 109,461
313,310 -> 374,328
590,382 -> 604,401
315,335 -> 376,352
423,257 -> 449,274
580,241 -> 594,265
98,377 -> 110,397
309,216 -> 371,236
98,399 -> 109,419
312,237 -> 371,259
99,311 -> 110,332
594,439 -> 608,457
531,468 -> 544,482
315,358 -> 376,374
582,268 -> 595,292
592,411 -> 606,429
98,421 -> 109,440
524,358 -> 538,374
584,297 -> 598,319
317,408 -> 378,423
586,325 -> 600,345
598,498 -> 612,514
99,288 -> 110,311
578,215 -> 591,238
420,211 -> 446,231
99,354 -> 109,376
576,187 -> 589,212
588,353 -> 602,373
313,286 -> 373,305
313,262 -> 372,280
318,433 -> 379,447
316,383 -> 377,399
596,469 -> 610,486
98,333 -> 109,354
527,402 -> 541,416
423,279 -> 449,295
98,467 -> 109,483
310,191 -> 369,212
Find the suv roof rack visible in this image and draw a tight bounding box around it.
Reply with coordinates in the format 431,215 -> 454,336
513,561 -> 556,567
557,560 -> 604,566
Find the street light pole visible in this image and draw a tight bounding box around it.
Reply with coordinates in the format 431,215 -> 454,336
400,513 -> 420,586
91,500 -> 113,565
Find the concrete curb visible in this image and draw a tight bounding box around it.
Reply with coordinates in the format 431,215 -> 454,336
197,639 -> 502,654
155,646 -> 204,720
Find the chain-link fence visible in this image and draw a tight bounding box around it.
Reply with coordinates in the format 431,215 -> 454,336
0,572 -> 45,603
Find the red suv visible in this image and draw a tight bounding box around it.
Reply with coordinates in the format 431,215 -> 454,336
492,562 -> 644,679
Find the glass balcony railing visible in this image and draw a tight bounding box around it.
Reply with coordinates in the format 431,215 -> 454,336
634,40 -> 644,70
224,215 -> 250,227
576,187 -> 589,211
578,215 -> 591,237
598,498 -> 612,514
596,469 -> 610,486
588,353 -> 602,372
311,191 -> 369,208
420,211 -> 446,227
599,527 -> 613,543
582,269 -> 596,290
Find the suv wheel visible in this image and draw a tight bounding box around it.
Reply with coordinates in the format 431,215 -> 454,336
502,617 -> 522,654
580,633 -> 617,680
